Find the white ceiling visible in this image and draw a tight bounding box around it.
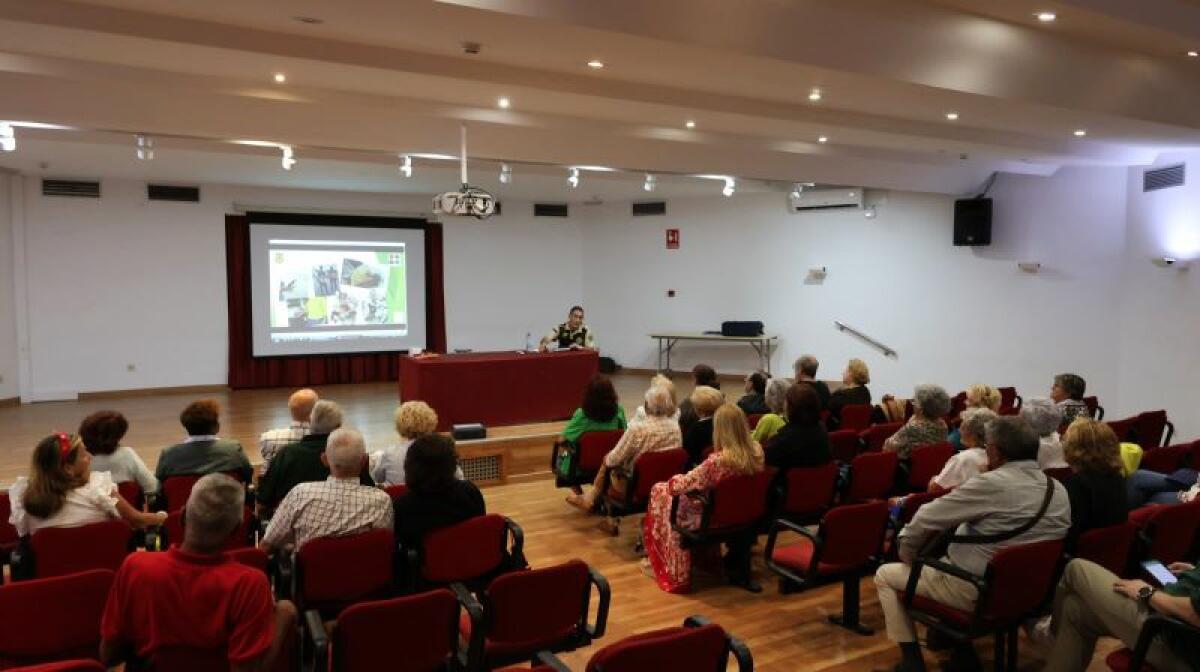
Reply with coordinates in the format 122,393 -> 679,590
1,0 -> 1199,199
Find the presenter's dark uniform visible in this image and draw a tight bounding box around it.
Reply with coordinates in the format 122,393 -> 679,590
544,323 -> 596,350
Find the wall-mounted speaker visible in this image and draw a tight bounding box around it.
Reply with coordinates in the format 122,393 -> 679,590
953,197 -> 992,246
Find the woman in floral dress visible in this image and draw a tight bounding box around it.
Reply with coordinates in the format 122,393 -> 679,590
642,403 -> 764,593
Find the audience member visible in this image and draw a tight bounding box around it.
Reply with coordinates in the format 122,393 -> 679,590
257,400 -> 372,513
793,354 -> 831,409
1051,373 -> 1091,425
10,433 -> 166,535
393,434 -> 485,548
874,416 -> 1070,672
751,378 -> 790,443
678,364 -> 720,437
372,401 -> 461,487
155,400 -> 253,483
736,371 -> 770,416
642,403 -> 765,593
929,408 -> 997,493
1022,397 -> 1067,469
100,474 -> 296,670
260,428 -> 392,553
566,385 -> 680,515
883,384 -> 951,460
947,384 -> 1001,450
682,386 -> 723,466
1047,558 -> 1199,672
1060,419 -> 1127,541
827,358 -> 871,429
628,374 -> 680,428
79,410 -> 158,497
258,388 -> 317,473
560,374 -> 628,443
764,384 -> 830,470
1126,468 -> 1199,508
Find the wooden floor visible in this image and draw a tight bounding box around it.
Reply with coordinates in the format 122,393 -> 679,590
0,375 -> 1118,671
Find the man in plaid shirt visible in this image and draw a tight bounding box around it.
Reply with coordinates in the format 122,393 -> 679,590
258,389 -> 318,474
259,428 -> 392,552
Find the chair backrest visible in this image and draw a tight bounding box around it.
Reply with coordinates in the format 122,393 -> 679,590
898,490 -> 945,525
828,430 -> 861,463
997,387 -> 1019,412
860,422 -> 903,452
421,514 -> 508,584
0,569 -> 113,666
335,590 -> 459,672
298,528 -> 394,607
0,491 -> 19,549
1142,502 -> 1200,565
1076,521 -> 1136,577
578,430 -> 625,472
907,443 -> 955,490
7,661 -> 107,671
226,547 -> 270,574
706,471 -> 773,531
484,560 -> 591,656
980,539 -> 1064,623
630,449 -> 688,502
839,405 -> 873,431
586,623 -> 730,672
845,451 -> 900,503
949,392 -> 968,421
1043,467 -> 1074,484
383,484 -> 409,500
818,500 -> 890,568
1138,445 -> 1188,474
163,507 -> 253,551
161,471 -> 244,512
1106,417 -> 1137,444
29,520 -> 132,578
746,414 -> 764,430
1133,411 -> 1170,450
781,463 -> 838,519
116,481 -> 144,510
1083,396 -> 1101,420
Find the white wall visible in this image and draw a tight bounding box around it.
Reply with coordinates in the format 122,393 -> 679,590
581,168 -> 1130,410
12,177 -> 582,397
0,175 -> 18,399
1117,152 -> 1200,440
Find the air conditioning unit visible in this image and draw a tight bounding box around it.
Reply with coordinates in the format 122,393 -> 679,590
789,187 -> 863,212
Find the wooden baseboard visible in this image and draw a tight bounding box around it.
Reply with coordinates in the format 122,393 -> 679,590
79,384 -> 229,400
0,396 -> 18,408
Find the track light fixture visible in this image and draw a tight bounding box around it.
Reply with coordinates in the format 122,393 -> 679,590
135,134 -> 154,160
567,167 -> 580,189
0,123 -> 15,152
722,177 -> 736,197
644,173 -> 656,192
499,163 -> 512,184
400,155 -> 412,178
280,146 -> 296,170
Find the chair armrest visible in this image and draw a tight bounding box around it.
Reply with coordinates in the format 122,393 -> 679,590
1015,395 -> 1023,410
763,518 -> 819,584
532,651 -> 572,672
303,609 -> 329,672
727,631 -> 755,672
451,582 -> 485,672
1096,405 -> 1105,421
275,548 -> 295,602
1163,421 -> 1175,448
1128,613 -> 1200,672
587,567 -> 611,639
504,516 -> 527,570
683,614 -> 713,628
903,552 -> 987,608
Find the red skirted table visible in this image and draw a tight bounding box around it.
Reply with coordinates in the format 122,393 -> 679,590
399,350 -> 599,431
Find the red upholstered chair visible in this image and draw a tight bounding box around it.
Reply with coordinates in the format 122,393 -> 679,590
670,470 -> 774,592
1075,521 -> 1136,578
904,538 -> 1065,672
839,405 -> 873,431
1138,444 -> 1190,474
1084,396 -> 1104,421
0,492 -> 20,583
602,448 -> 688,535
25,520 -> 132,578
765,500 -> 890,635
410,514 -> 525,592
1106,416 -> 1138,444
0,569 -> 113,668
545,615 -> 753,672
160,506 -> 255,551
290,528 -> 395,619
844,451 -> 900,503
777,462 -> 839,525
1044,467 -> 1075,484
828,430 -> 862,463
882,490 -> 948,561
948,392 -> 968,423
306,589 -> 465,672
1104,614 -> 1200,672
746,414 -> 764,430
859,422 -> 903,453
160,471 -> 246,512
5,661 -> 106,671
1132,502 -> 1200,566
383,484 -> 409,500
907,443 -> 955,492
226,547 -> 270,574
997,387 -> 1021,415
459,559 -> 610,669
1132,411 -> 1174,450
553,430 -> 624,489
116,481 -> 145,510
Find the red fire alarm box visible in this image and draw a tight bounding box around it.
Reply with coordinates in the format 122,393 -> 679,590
666,228 -> 680,249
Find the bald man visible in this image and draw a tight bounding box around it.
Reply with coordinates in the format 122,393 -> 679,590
258,388 -> 318,473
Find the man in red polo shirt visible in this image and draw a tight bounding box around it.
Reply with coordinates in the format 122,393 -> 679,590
101,474 -> 296,670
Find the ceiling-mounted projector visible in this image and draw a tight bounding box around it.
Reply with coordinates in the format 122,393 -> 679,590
432,125 -> 497,220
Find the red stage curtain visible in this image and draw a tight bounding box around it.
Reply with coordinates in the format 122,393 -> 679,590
225,215 -> 446,389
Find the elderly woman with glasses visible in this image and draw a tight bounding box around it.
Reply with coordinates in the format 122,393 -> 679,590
883,384 -> 951,460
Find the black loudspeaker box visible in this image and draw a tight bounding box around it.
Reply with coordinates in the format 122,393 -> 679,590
953,198 -> 992,246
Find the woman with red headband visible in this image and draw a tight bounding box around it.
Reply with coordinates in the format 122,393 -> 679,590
9,433 -> 166,536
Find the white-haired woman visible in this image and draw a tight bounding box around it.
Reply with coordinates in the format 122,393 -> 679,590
751,378 -> 790,443
883,384 -> 951,460
929,408 -> 997,493
1021,397 -> 1067,469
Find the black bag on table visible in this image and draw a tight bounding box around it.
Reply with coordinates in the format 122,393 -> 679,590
720,321 -> 764,337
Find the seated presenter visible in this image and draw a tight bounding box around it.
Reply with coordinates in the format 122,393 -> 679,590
539,305 -> 597,352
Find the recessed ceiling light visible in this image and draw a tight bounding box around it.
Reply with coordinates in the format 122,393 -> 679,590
497,97 -> 511,109
808,89 -> 822,102
818,135 -> 829,143
945,112 -> 959,121
587,60 -> 605,69
1035,11 -> 1056,22
1188,50 -> 1199,58
273,72 -> 286,83
1073,129 -> 1087,137
685,120 -> 696,129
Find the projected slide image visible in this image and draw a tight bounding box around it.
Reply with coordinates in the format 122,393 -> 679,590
269,246 -> 407,334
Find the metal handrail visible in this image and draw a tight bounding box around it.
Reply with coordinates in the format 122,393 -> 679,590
834,321 -> 897,358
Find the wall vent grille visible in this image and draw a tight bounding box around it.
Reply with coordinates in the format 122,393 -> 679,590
42,179 -> 101,198
1144,164 -> 1185,192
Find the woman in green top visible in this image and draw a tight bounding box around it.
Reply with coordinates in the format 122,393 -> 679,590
751,378 -> 790,443
562,374 -> 628,444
